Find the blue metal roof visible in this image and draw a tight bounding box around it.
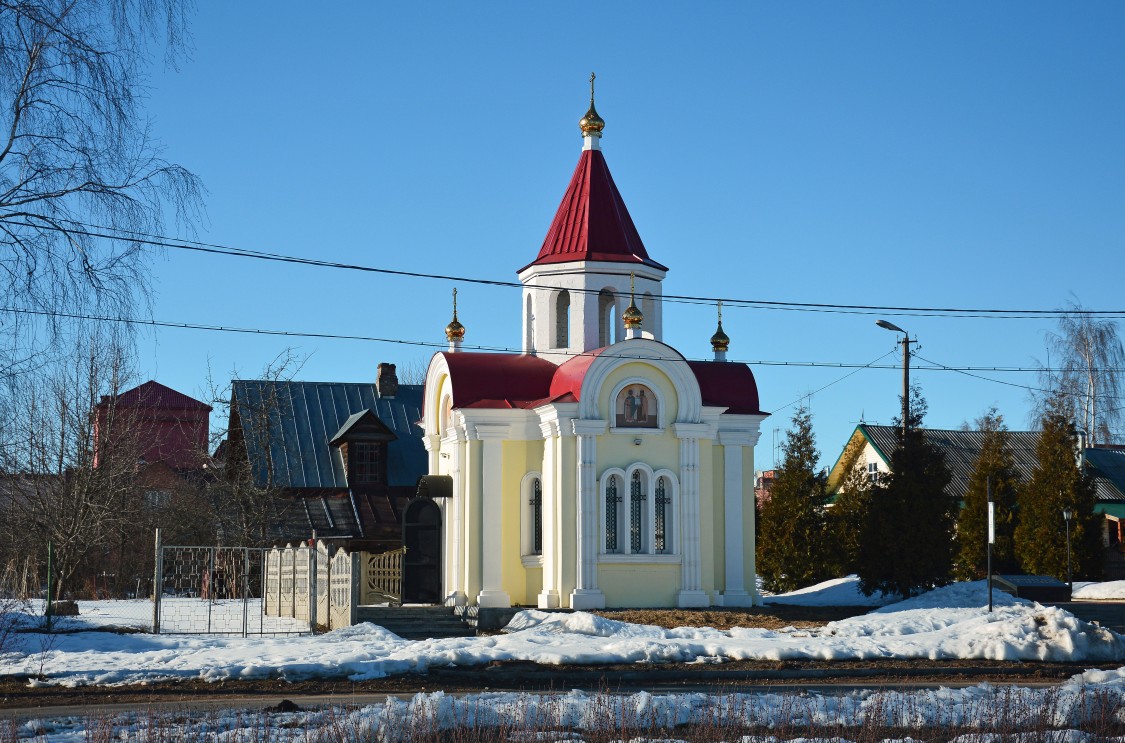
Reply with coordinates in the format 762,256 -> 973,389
231,380 -> 426,490
1087,447 -> 1125,501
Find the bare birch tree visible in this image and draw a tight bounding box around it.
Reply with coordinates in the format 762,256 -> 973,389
0,0 -> 201,377
1038,299 -> 1125,446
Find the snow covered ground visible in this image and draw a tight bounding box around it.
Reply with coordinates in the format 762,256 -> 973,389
12,597 -> 308,634
760,574 -> 897,607
1074,580 -> 1125,600
5,580 -> 1125,740
2,581 -> 1123,687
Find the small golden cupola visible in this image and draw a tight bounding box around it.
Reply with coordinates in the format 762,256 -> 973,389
579,72 -> 605,148
623,272 -> 644,338
445,288 -> 465,351
711,301 -> 730,361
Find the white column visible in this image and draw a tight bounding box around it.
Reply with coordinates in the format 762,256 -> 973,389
443,430 -> 467,606
674,423 -> 710,607
473,426 -> 511,607
537,418 -> 561,609
718,432 -> 754,607
570,419 -> 606,609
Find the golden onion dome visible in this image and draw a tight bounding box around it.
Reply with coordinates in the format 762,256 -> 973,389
710,321 -> 730,353
445,315 -> 465,342
579,103 -> 605,135
446,288 -> 465,341
622,298 -> 644,329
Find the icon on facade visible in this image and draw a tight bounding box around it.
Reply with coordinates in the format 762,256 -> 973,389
616,384 -> 657,428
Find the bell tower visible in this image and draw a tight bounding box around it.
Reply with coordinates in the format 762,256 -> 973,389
518,75 -> 667,364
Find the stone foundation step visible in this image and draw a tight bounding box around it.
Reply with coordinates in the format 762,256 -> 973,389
355,605 -> 475,640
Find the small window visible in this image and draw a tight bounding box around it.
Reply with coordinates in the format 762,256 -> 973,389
351,442 -> 383,485
144,490 -> 171,509
867,462 -> 879,483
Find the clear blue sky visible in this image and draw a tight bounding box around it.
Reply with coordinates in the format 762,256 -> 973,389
136,2 -> 1125,469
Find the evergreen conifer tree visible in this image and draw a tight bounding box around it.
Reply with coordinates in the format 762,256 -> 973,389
1015,394 -> 1103,580
829,437 -> 872,575
756,406 -> 835,593
954,408 -> 1020,580
857,387 -> 957,598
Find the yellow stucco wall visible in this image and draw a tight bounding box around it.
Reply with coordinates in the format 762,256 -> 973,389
744,446 -> 757,600
598,563 -> 682,607
500,438 -> 543,606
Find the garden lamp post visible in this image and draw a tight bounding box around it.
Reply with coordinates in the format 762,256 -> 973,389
987,476 -> 994,613
1063,506 -> 1074,592
876,319 -> 913,436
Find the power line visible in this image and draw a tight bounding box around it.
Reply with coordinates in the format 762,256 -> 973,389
5,305 -> 1120,376
770,350 -> 898,415
8,216 -> 1125,320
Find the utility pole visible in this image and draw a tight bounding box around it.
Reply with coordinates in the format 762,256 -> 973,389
876,320 -> 913,436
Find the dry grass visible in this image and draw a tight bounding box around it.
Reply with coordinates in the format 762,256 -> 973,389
591,604 -> 871,631
3,686 -> 1123,742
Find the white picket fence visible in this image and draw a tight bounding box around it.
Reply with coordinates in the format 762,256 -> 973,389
263,540 -> 360,631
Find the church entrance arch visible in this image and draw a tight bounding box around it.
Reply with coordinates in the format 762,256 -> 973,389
402,497 -> 442,604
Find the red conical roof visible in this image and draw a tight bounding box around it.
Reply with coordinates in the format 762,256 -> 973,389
520,149 -> 667,273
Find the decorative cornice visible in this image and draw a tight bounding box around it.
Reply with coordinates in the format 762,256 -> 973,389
572,419 -> 608,437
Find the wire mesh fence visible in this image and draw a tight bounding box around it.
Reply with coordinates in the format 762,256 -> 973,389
154,532 -> 313,635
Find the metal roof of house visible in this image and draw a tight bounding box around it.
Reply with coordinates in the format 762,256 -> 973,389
1087,447 -> 1125,501
847,425 -> 1125,504
104,380 -> 211,410
231,380 -> 425,490
859,425 -> 1043,501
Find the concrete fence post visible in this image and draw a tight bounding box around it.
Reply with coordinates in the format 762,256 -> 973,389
151,529 -> 163,634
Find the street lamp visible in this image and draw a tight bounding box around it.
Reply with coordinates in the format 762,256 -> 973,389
876,320 -> 914,436
1062,506 -> 1074,592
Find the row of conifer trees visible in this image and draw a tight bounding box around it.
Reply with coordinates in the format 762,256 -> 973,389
756,389 -> 1103,598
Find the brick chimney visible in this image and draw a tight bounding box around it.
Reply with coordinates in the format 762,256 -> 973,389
377,363 -> 398,398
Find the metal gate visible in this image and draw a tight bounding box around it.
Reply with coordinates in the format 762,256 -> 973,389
152,530 -> 313,635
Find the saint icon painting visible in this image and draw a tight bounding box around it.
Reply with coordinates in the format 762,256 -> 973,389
615,384 -> 658,428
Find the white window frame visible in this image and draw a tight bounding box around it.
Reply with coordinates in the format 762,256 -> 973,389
599,464 -> 680,563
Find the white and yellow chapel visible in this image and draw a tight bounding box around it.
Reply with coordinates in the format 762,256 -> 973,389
421,81 -> 768,610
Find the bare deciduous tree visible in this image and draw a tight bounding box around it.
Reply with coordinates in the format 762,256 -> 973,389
0,334 -> 146,599
1037,299 -> 1125,445
206,350 -> 306,546
0,0 -> 202,377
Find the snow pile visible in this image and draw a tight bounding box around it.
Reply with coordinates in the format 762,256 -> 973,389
762,574 -> 898,607
3,580 -> 1123,686
1072,580 -> 1125,600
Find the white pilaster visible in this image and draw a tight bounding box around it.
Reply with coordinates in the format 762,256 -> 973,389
570,418 -> 607,609
674,423 -> 710,607
443,429 -> 468,606
717,431 -> 755,607
537,416 -> 562,609
473,424 -> 511,608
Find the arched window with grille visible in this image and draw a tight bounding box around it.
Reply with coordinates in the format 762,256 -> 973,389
655,476 -> 672,554
522,474 -> 544,559
604,474 -> 623,553
630,470 -> 647,554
